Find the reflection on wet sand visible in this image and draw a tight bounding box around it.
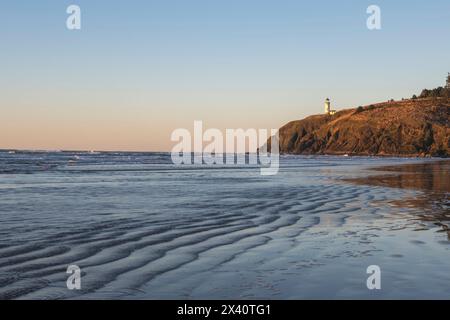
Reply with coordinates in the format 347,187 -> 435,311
344,160 -> 450,238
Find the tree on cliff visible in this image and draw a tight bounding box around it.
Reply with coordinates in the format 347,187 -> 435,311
419,87 -> 449,98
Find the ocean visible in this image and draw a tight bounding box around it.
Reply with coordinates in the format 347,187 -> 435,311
0,150 -> 448,299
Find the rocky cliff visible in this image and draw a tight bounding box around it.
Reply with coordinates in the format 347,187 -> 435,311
270,98 -> 450,157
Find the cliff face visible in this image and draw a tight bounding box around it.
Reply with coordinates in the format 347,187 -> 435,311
272,98 -> 450,157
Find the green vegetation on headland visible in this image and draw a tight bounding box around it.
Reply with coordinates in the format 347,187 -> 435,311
268,93 -> 450,158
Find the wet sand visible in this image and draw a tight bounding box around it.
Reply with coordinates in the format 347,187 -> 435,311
344,160 -> 450,238
1,152 -> 450,299
345,160 -> 449,193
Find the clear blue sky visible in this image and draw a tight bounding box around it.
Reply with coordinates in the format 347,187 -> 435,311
1,0 -> 449,151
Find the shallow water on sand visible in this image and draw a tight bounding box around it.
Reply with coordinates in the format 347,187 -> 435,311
0,151 -> 449,299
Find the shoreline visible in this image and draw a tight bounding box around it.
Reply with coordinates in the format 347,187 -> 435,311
280,151 -> 449,158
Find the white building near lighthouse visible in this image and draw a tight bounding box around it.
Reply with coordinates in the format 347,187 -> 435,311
324,98 -> 336,115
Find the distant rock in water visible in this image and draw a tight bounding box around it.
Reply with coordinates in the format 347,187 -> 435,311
268,97 -> 450,157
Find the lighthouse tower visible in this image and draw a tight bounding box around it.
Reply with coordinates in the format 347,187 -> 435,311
324,98 -> 331,114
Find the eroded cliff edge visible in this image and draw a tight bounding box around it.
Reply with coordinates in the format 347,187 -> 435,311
268,98 -> 450,157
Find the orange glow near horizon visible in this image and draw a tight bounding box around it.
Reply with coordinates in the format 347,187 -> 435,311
1,88 -> 300,152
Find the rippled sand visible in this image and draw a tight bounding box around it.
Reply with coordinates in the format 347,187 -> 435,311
0,152 -> 449,299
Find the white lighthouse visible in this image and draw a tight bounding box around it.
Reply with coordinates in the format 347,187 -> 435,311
324,98 -> 336,115
324,98 -> 331,114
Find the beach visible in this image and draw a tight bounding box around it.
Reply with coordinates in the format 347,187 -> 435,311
0,151 -> 448,299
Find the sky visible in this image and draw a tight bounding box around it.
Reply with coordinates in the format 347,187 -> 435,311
1,0 -> 449,151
